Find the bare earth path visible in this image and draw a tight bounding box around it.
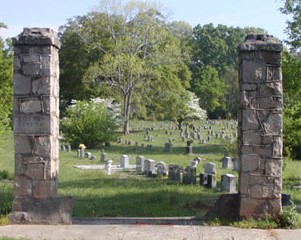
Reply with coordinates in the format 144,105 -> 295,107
1,224 -> 301,240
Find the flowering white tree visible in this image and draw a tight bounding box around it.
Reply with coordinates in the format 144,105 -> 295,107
186,91 -> 207,120
173,91 -> 207,130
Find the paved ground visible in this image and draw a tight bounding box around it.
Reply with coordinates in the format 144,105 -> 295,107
1,224 -> 301,240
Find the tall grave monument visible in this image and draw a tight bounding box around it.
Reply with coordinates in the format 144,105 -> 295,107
238,35 -> 283,218
10,28 -> 73,224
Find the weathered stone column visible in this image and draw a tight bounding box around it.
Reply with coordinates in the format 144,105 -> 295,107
238,35 -> 283,218
10,28 -> 73,224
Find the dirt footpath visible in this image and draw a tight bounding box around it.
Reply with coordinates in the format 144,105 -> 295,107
1,224 -> 301,240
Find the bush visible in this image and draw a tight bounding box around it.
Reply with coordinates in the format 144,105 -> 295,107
277,204 -> 301,229
60,100 -> 120,149
0,170 -> 9,180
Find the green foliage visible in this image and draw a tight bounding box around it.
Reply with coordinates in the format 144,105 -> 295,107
280,0 -> 301,50
0,182 -> 12,217
190,65 -> 225,117
0,36 -> 13,136
277,204 -> 301,228
60,100 -> 120,148
0,170 -> 9,180
190,24 -> 266,119
230,216 -> 278,229
282,51 -> 301,159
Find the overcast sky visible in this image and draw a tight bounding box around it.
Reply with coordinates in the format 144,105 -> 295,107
0,0 -> 289,41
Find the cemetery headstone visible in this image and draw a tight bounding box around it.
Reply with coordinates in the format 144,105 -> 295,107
168,164 -> 181,182
222,156 -> 232,169
136,155 -> 145,173
101,152 -> 107,162
185,140 -> 193,154
221,174 -> 236,193
120,155 -> 129,168
144,159 -> 155,177
155,162 -> 168,177
164,141 -> 173,153
182,166 -> 197,185
232,157 -> 239,171
204,162 -> 216,175
105,160 -> 113,175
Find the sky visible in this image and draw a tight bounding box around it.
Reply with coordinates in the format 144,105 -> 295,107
0,0 -> 290,41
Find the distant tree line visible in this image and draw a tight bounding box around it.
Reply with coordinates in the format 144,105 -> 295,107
1,0 -> 301,158
58,0 -> 266,133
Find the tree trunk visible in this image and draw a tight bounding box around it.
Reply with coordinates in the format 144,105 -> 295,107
122,89 -> 133,135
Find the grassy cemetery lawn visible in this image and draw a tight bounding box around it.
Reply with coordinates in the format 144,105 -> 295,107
1,120 -> 301,218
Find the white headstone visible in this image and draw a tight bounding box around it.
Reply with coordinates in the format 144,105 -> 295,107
221,174 -> 236,193
204,162 -> 216,174
120,155 -> 129,168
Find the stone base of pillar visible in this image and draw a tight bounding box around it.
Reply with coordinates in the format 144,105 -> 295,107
205,193 -> 239,221
10,196 -> 73,224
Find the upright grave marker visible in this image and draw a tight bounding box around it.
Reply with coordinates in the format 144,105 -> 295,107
238,34 -> 283,218
11,28 -> 73,224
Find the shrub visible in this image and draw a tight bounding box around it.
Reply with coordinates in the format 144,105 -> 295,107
277,204 -> 301,229
60,100 -> 120,149
0,170 -> 9,180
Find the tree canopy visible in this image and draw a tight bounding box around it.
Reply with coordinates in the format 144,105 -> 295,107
0,24 -> 13,136
280,0 -> 301,50
59,0 -> 191,134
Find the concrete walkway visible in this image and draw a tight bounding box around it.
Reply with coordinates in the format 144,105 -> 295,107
1,223 -> 301,240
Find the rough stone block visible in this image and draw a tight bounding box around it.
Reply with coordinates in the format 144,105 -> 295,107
19,99 -> 42,114
267,65 -> 281,81
242,109 -> 259,131
43,97 -> 59,115
14,135 -> 32,154
265,159 -> 282,176
13,113 -> 51,135
238,172 -> 250,196
240,154 -> 260,172
32,76 -> 51,95
250,184 -> 274,199
14,175 -> 32,197
10,196 -> 73,224
259,82 -> 282,96
33,180 -> 57,198
242,60 -> 265,83
242,131 -> 262,145
14,73 -> 31,95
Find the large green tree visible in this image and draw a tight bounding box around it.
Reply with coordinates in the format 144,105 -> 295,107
190,24 -> 266,119
60,0 -> 191,134
0,23 -> 13,135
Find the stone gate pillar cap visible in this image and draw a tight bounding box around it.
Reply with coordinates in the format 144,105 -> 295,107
12,27 -> 60,49
238,34 -> 282,52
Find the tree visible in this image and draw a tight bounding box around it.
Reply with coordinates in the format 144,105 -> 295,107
72,0 -> 190,134
280,0 -> 301,50
189,24 -> 267,119
282,51 -> 301,159
59,15 -> 108,101
0,23 -> 13,136
190,64 -> 225,118
60,100 -> 120,149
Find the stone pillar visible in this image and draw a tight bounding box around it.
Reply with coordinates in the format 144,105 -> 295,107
11,28 -> 73,224
238,34 -> 283,218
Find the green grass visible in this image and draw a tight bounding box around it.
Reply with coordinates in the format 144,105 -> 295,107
1,119 -> 301,221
